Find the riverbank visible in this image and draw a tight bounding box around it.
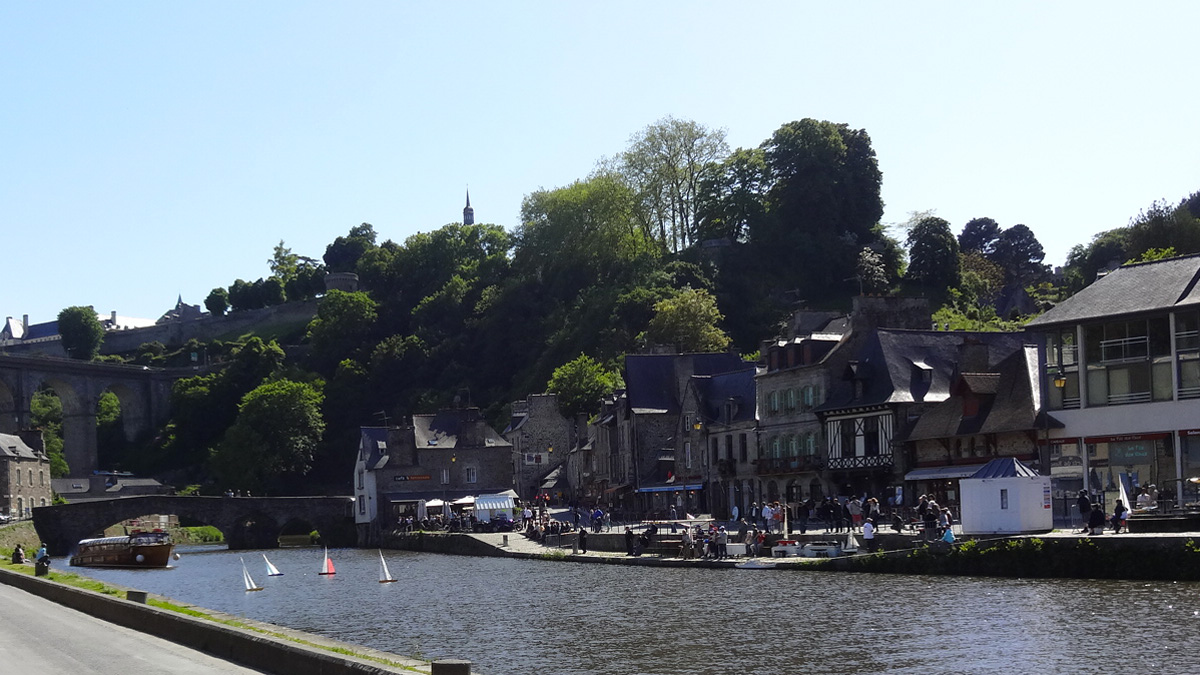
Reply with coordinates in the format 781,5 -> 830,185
0,557 -> 436,675
390,527 -> 1200,581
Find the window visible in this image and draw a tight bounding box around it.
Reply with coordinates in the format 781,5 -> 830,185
15,470 -> 19,486
465,467 -> 478,484
768,391 -> 780,414
1000,489 -> 1009,510
683,415 -> 691,430
725,435 -> 734,461
39,471 -> 44,486
711,437 -> 719,464
358,499 -> 366,515
28,470 -> 32,486
739,434 -> 748,463
785,389 -> 797,411
441,469 -> 450,485
685,441 -> 692,469
357,470 -> 364,490
802,386 -> 814,410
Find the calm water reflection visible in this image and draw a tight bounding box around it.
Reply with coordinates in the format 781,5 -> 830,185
71,546 -> 1200,675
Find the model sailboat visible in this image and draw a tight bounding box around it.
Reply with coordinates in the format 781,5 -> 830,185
378,550 -> 398,583
843,531 -> 861,554
262,553 -> 283,577
318,547 -> 336,575
241,558 -> 264,592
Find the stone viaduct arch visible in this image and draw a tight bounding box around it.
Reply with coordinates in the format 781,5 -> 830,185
31,495 -> 357,556
0,355 -> 179,476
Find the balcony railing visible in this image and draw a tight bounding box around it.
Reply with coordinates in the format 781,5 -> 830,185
756,456 -> 822,475
827,454 -> 894,470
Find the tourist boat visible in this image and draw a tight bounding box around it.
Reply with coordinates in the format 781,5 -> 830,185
242,558 -> 264,592
262,553 -> 283,576
318,547 -> 336,575
69,531 -> 174,568
378,550 -> 398,583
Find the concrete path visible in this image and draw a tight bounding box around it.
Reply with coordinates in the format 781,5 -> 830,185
0,582 -> 269,675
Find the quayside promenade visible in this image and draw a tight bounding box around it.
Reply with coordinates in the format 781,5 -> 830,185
387,518 -> 1200,580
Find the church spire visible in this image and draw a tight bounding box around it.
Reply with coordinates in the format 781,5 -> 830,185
463,188 -> 474,225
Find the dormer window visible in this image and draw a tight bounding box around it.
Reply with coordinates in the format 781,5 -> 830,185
428,439 -> 438,446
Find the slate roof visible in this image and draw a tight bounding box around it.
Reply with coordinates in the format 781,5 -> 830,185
412,410 -> 511,450
0,433 -> 41,459
969,457 -> 1041,479
359,427 -> 391,470
818,330 -> 1027,412
625,353 -> 748,415
689,366 -> 757,425
903,345 -> 1041,441
1027,253 -> 1200,329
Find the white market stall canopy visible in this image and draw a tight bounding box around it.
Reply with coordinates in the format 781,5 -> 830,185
474,494 -> 516,512
424,498 -> 446,508
452,496 -> 476,506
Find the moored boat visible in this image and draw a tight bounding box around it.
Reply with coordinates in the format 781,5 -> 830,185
69,531 -> 174,568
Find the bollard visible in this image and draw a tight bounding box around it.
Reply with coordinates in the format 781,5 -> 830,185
502,534 -> 509,547
126,590 -> 148,604
431,659 -> 472,675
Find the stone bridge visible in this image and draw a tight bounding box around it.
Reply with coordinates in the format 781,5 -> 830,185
0,354 -> 185,476
32,495 -> 357,556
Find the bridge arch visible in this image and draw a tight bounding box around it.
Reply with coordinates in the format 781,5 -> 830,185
32,495 -> 356,556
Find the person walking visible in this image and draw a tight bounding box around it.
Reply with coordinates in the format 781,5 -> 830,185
577,527 -> 588,554
1076,490 -> 1092,533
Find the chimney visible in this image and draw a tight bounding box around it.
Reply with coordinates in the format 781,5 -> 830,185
23,314 -> 29,332
958,337 -> 990,372
111,310 -> 117,325
16,429 -> 45,456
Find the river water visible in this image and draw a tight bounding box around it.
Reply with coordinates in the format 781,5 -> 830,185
70,545 -> 1200,675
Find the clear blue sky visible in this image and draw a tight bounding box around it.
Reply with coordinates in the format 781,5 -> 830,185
4,2 -> 1198,325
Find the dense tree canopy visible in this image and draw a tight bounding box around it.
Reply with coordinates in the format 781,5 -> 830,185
645,287 -> 732,353
906,216 -> 960,291
58,306 -> 104,360
546,354 -> 621,419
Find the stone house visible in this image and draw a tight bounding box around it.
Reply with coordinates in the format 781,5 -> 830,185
1025,253 -> 1200,512
680,365 -> 758,520
0,430 -> 52,519
619,352 -> 750,517
501,394 -> 574,501
353,407 -> 512,539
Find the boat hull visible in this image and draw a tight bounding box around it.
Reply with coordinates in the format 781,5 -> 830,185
69,533 -> 174,568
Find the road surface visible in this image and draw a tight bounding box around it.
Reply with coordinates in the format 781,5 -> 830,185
0,582 -> 267,674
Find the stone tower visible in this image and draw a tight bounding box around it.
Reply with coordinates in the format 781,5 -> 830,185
463,189 -> 474,226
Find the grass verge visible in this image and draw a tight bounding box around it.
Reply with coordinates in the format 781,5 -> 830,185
0,559 -> 426,673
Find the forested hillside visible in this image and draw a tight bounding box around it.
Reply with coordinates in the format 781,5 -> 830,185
65,117 -> 1200,495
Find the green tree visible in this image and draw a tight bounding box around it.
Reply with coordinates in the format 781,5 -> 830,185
261,277 -> 287,306
268,240 -> 301,282
617,116 -> 730,253
205,288 -> 229,316
546,354 -> 621,418
58,306 -> 105,360
696,147 -> 768,243
855,247 -> 889,294
30,388 -> 68,477
306,290 -> 378,374
958,217 -> 1002,256
324,223 -> 378,273
644,287 -> 732,352
992,223 -> 1048,287
756,119 -> 885,299
209,379 -> 325,494
905,216 -> 960,291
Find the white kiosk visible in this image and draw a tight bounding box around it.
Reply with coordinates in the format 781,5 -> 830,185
960,458 -> 1053,535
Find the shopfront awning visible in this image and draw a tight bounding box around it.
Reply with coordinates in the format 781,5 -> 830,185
636,483 -> 703,493
603,483 -> 631,494
904,465 -> 986,481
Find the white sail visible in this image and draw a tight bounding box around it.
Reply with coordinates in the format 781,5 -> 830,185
378,550 -> 397,583
844,532 -> 860,552
241,558 -> 263,592
262,553 -> 283,576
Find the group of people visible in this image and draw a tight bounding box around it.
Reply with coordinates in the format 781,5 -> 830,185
10,543 -> 48,565
1077,490 -> 1133,535
916,495 -> 956,543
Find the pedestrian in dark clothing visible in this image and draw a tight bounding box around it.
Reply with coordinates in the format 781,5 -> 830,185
578,527 -> 588,554
1111,500 -> 1127,534
624,527 -> 635,556
1087,504 -> 1106,535
1077,490 -> 1092,533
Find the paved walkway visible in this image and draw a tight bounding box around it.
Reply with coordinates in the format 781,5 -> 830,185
0,582 -> 270,675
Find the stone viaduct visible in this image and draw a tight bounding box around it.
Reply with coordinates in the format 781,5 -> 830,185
32,495 -> 358,556
0,354 -> 184,476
